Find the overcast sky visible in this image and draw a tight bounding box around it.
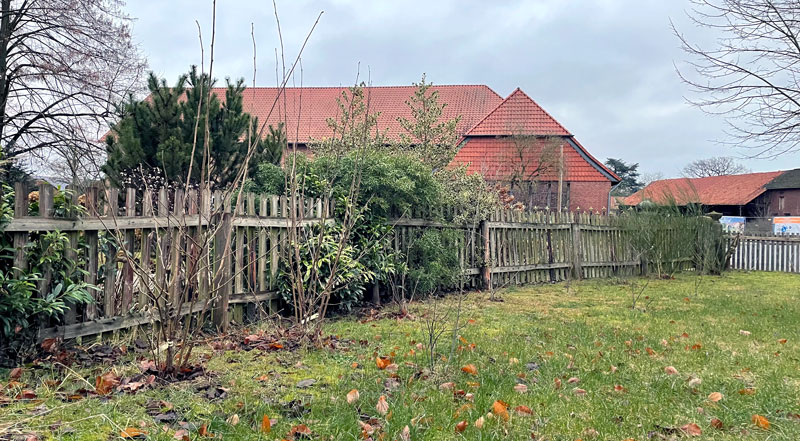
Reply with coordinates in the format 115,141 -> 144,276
123,0 -> 800,178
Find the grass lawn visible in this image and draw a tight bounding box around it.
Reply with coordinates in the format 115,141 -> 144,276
1,271 -> 799,440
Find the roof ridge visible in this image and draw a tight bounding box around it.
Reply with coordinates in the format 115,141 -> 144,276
463,87 -> 571,136
210,84 -> 499,90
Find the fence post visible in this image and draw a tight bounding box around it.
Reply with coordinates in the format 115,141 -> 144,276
12,182 -> 28,277
213,212 -> 232,331
84,186 -> 100,320
571,222 -> 583,280
480,219 -> 491,290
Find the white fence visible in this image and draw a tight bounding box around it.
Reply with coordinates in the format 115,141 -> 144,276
729,235 -> 800,273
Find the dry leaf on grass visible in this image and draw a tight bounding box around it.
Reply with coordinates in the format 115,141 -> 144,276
120,427 -> 147,438
664,366 -> 679,375
708,392 -> 723,402
260,415 -> 271,433
461,364 -> 478,375
346,389 -> 360,404
455,420 -> 468,433
680,423 -> 702,436
752,414 -> 770,429
711,418 -> 723,430
376,395 -> 389,415
513,383 -> 528,394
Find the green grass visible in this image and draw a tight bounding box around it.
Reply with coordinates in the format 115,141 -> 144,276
1,271 -> 799,440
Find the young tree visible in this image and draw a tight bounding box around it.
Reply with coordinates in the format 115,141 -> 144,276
605,158 -> 643,196
0,0 -> 147,182
674,0 -> 800,156
682,156 -> 749,177
397,75 -> 461,170
103,67 -> 283,187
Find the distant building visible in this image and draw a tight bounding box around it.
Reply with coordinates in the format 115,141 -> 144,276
623,169 -> 800,217
205,85 -> 620,212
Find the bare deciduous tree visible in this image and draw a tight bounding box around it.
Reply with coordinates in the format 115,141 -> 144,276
0,0 -> 147,182
682,156 -> 750,177
674,0 -> 800,157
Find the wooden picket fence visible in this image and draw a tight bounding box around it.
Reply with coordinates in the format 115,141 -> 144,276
391,209 -> 683,289
728,234 -> 800,273
4,182 -> 329,341
4,182 -> 708,342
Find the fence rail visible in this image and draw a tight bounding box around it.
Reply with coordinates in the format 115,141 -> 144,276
4,182 -> 711,342
729,234 -> 800,273
5,182 -> 329,341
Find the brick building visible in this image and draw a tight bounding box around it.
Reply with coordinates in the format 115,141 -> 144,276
623,169 -> 800,217
222,85 -> 619,212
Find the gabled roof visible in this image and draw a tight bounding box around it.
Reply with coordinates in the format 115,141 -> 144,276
450,137 -> 614,182
623,171 -> 785,206
765,168 -> 800,190
214,85 -> 503,144
464,88 -> 570,136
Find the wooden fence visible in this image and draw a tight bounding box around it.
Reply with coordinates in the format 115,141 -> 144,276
728,234 -> 800,273
4,183 -> 328,341
391,210 -> 688,289
4,183 -> 706,342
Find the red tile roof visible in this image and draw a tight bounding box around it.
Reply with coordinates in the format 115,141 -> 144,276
215,85 -> 503,143
449,89 -> 618,183
623,171 -> 785,206
465,88 -> 570,136
451,137 -> 613,182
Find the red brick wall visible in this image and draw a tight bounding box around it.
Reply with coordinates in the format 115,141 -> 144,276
569,181 -> 611,213
496,180 -> 612,213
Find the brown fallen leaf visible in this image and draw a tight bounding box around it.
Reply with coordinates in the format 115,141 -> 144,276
260,415 -> 271,433
567,377 -> 580,384
455,420 -> 468,433
198,423 -> 213,437
739,388 -> 756,395
492,400 -> 509,421
554,378 -> 562,389
439,382 -> 455,391
664,366 -> 679,375
346,389 -> 359,404
513,383 -> 528,394
474,416 -> 485,428
120,427 -> 147,438
708,392 -> 723,402
95,371 -> 119,396
461,364 -> 478,375
376,356 -> 391,370
573,388 -> 587,396
289,424 -> 312,437
778,338 -> 787,344
680,423 -> 702,436
399,425 -> 411,441
711,418 -> 723,430
614,385 -> 627,393
514,405 -> 533,416
226,414 -> 239,426
739,330 -> 751,336
752,414 -> 770,429
376,395 -> 389,415
9,367 -> 22,380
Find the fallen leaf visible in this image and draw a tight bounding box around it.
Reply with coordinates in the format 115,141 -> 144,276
664,366 -> 679,375
492,400 -> 509,421
198,423 -> 212,437
752,414 -> 770,429
227,414 -> 239,425
708,392 -> 723,402
614,385 -> 627,393
680,423 -> 702,436
9,368 -> 22,380
739,330 -> 751,336
509,358 -> 519,364
514,383 -> 528,394
289,424 -> 312,437
439,382 -> 455,391
376,395 -> 389,415
688,378 -> 702,388
778,338 -> 787,344
376,356 -> 391,370
474,416 -> 485,428
461,364 -> 478,375
514,405 -> 533,416
646,347 -> 656,356
739,388 -> 756,395
573,388 -> 587,396
567,377 -> 580,384
554,378 -> 562,389
346,389 -> 359,404
455,420 -> 468,433
120,427 -> 147,438
260,415 -> 271,433
399,425 -> 411,441
95,371 -> 119,396
711,418 -> 723,430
